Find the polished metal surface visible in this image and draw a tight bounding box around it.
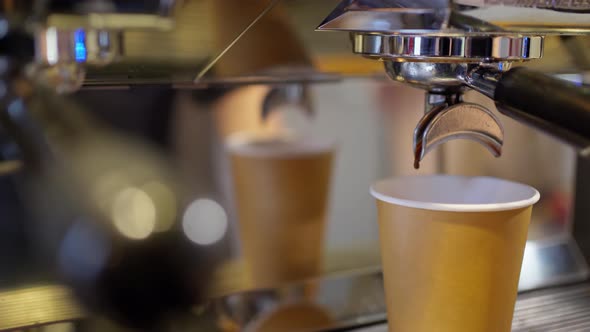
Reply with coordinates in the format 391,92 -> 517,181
216,267 -> 387,332
216,238 -> 587,331
43,0 -> 178,30
318,0 -> 453,34
318,0 -> 590,34
261,84 -> 313,121
383,61 -> 510,93
513,283 -> 590,331
463,65 -> 505,98
519,237 -> 589,292
26,0 -> 345,88
373,48 -> 590,157
194,0 -> 281,81
384,61 -> 469,92
1,1 -> 589,331
351,283 -> 590,331
0,285 -> 84,331
352,33 -> 544,62
32,28 -> 123,92
317,0 -> 509,34
81,72 -> 344,89
35,28 -> 122,66
457,0 -> 590,11
413,102 -> 504,168
179,72 -> 344,89
0,235 -> 586,330
85,67 -> 344,89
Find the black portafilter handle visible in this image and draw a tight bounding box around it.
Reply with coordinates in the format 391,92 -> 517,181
493,67 -> 590,149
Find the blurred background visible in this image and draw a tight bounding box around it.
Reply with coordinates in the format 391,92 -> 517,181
1,0 -> 589,331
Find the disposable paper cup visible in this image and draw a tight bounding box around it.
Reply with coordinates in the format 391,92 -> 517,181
228,132 -> 334,289
370,175 -> 540,332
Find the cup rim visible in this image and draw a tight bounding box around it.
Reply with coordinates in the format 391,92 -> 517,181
226,131 -> 335,157
370,175 -> 540,212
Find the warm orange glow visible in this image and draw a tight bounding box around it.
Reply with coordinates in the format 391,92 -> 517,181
3,0 -> 14,12
213,85 -> 284,139
313,55 -> 384,76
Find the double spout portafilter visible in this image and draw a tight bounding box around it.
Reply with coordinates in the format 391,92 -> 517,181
318,0 -> 590,168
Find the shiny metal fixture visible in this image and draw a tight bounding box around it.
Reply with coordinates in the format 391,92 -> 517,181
320,0 -> 590,167
25,0 -> 178,94
413,102 -> 503,169
352,34 -> 544,62
35,28 -> 122,66
384,61 -> 511,92
32,28 -> 122,92
318,0 -> 590,35
261,83 -> 313,121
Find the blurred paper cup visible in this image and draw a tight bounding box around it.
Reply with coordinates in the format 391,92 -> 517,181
228,132 -> 335,289
370,175 -> 540,332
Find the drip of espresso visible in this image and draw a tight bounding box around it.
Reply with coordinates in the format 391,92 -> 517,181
413,141 -> 423,170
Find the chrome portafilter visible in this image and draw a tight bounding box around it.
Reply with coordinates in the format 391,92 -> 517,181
383,61 -> 512,168
352,21 -> 547,167
375,40 -> 590,168
318,0 -> 590,167
319,2 -> 547,167
413,101 -> 504,169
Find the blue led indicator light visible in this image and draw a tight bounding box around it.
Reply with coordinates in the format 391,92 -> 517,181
74,29 -> 87,62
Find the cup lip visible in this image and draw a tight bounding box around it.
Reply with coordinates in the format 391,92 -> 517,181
226,131 -> 335,157
370,175 -> 541,212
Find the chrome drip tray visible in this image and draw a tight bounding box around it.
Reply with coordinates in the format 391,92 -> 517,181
513,283 -> 590,331
1,237 -> 587,330
353,283 -> 590,332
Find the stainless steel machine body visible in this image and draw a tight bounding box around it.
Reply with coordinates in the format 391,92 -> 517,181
0,0 -> 590,331
318,0 -> 590,168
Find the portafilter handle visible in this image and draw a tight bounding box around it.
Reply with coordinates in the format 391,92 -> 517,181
467,66 -> 590,151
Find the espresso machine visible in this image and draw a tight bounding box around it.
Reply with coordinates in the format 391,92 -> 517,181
1,1 -> 590,331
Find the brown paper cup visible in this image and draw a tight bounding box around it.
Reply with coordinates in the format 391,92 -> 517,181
228,132 -> 334,289
371,175 -> 540,332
